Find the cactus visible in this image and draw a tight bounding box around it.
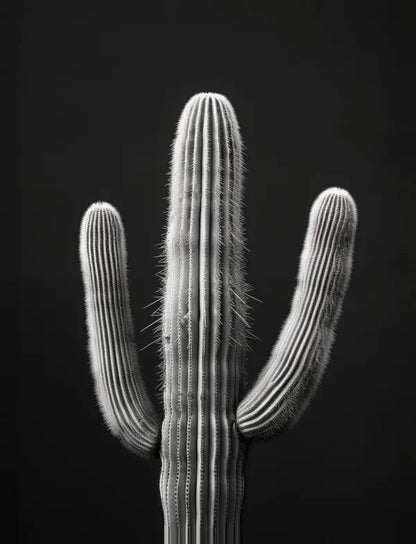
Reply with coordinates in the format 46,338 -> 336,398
79,93 -> 357,543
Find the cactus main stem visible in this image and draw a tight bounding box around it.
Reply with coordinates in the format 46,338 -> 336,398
160,94 -> 248,543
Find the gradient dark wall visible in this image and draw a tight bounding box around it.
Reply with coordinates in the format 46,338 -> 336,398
16,2 -> 415,542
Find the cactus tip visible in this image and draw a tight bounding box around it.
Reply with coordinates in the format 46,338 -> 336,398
315,187 -> 358,223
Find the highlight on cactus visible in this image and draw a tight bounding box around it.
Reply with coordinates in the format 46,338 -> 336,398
79,92 -> 357,543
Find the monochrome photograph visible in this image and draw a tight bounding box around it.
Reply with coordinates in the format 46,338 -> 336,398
9,2 -> 415,542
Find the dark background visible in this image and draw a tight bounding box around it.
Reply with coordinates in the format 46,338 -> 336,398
11,1 -> 415,542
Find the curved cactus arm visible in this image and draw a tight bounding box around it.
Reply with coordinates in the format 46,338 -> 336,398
237,188 -> 357,439
79,202 -> 161,457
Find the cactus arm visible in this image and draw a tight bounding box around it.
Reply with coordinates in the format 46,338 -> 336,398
237,188 -> 357,439
79,202 -> 160,457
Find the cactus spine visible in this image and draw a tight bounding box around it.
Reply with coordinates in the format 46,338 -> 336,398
79,93 -> 357,543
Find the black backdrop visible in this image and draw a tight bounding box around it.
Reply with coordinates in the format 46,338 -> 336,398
14,2 -> 415,542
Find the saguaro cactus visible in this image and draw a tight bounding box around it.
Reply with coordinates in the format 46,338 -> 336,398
79,93 -> 357,543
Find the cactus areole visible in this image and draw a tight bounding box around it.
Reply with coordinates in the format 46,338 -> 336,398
79,93 -> 357,543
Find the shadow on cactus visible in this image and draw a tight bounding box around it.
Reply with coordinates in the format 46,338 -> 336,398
79,93 -> 357,543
